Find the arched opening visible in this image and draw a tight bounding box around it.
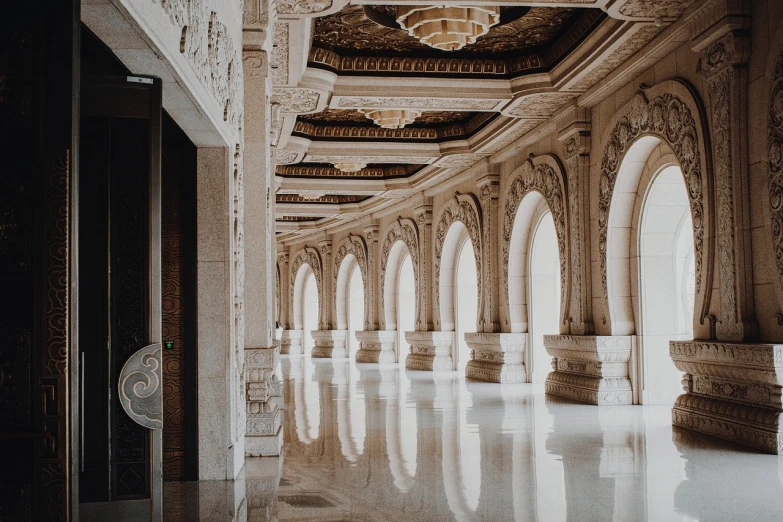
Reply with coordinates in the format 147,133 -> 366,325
529,211 -> 561,384
397,254 -> 416,364
638,165 -> 694,404
303,273 -> 319,356
348,265 -> 365,358
455,238 -> 478,373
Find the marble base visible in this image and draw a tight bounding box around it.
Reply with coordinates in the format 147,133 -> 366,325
404,331 -> 454,371
670,341 -> 783,454
311,330 -> 348,358
355,330 -> 397,363
464,333 -> 526,383
246,400 -> 283,457
280,329 -> 303,355
544,335 -> 633,405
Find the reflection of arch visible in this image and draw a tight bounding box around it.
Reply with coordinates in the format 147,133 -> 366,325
503,155 -> 569,333
291,247 -> 322,330
380,218 -> 419,329
598,82 -> 713,335
434,194 -> 482,331
334,234 -> 369,330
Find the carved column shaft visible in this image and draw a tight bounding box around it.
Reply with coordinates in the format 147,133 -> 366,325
319,238 -> 335,330
695,22 -> 757,341
415,201 -> 434,332
560,116 -> 594,336
477,174 -> 501,333
278,251 -> 290,329
364,224 -> 381,331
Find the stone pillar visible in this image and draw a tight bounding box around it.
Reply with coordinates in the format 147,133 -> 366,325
312,238 -> 347,357
242,1 -> 281,456
355,224 -> 398,363
197,148 -> 245,479
544,335 -> 633,405
692,2 -> 756,342
405,201 -> 448,370
558,107 -> 594,336
277,251 -> 290,330
464,172 -> 527,383
280,329 -> 302,355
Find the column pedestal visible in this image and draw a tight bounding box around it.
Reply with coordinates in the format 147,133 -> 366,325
355,330 -> 397,363
670,341 -> 783,454
544,335 -> 632,405
465,333 -> 526,383
404,331 -> 454,371
245,346 -> 283,456
311,330 -> 348,358
279,329 -> 302,355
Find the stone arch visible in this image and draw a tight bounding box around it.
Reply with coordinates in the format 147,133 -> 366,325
276,261 -> 281,325
598,80 -> 713,337
434,193 -> 482,331
333,234 -> 369,330
767,29 -> 783,315
380,218 -> 420,330
291,246 -> 322,330
502,155 -> 569,333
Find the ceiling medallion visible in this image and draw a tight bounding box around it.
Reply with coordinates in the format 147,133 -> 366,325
334,162 -> 367,173
396,5 -> 500,51
359,109 -> 422,129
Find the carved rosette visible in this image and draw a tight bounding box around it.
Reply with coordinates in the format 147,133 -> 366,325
434,195 -> 483,329
502,159 -> 569,319
379,218 -> 420,329
118,343 -> 163,430
769,50 -> 783,303
598,91 -> 706,304
290,247 -> 322,324
333,234 -> 368,326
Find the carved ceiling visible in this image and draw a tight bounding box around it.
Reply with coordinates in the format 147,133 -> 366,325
299,109 -> 474,126
276,194 -> 370,204
314,5 -> 589,57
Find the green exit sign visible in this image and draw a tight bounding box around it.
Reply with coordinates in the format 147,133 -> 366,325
164,341 -> 174,350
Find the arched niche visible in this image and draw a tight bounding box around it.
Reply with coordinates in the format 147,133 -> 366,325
434,193 -> 483,331
502,155 -> 569,333
598,80 -> 713,338
380,218 -> 420,330
291,246 -> 322,330
333,234 -> 369,330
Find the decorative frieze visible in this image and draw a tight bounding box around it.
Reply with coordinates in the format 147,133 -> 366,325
405,331 -> 454,371
464,333 -> 526,383
544,335 -> 633,405
768,47 -> 783,299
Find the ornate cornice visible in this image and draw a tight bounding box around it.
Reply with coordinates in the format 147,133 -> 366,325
276,163 -> 420,178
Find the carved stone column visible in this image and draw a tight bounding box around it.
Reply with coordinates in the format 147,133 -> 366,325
405,331 -> 454,371
544,335 -> 633,405
355,224 -> 397,363
280,329 -> 302,355
692,2 -> 756,341
313,238 -> 347,357
465,173 -> 527,383
243,0 -> 281,456
559,108 -> 594,336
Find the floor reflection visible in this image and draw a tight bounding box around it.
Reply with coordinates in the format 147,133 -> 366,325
165,356 -> 783,521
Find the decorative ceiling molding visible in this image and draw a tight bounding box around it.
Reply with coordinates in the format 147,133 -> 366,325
278,0 -> 334,15
275,149 -> 301,165
271,22 -> 290,85
277,163 -> 421,178
277,194 -> 369,203
336,97 -> 501,111
305,154 -> 433,164
504,92 -> 577,119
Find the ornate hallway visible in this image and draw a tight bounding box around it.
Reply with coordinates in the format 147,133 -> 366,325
161,355 -> 783,521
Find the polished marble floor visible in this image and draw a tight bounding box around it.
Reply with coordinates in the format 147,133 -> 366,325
162,355 -> 783,521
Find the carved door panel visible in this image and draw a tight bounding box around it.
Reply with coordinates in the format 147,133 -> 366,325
78,75 -> 163,521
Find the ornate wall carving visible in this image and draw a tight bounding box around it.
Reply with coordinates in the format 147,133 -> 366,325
332,234 -> 369,327
769,46 -> 783,303
502,159 -> 569,322
598,90 -> 707,314
273,88 -> 321,114
380,218 -> 420,329
278,0 -> 333,15
433,194 -> 483,329
337,97 -> 498,111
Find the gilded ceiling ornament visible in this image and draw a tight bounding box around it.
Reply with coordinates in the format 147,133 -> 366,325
359,108 -> 422,129
395,5 -> 501,52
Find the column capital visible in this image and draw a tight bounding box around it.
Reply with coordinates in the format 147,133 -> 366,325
414,201 -> 433,226
277,251 -> 289,263
363,223 -> 380,243
318,238 -> 333,255
476,174 -> 500,201
243,0 -> 276,52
